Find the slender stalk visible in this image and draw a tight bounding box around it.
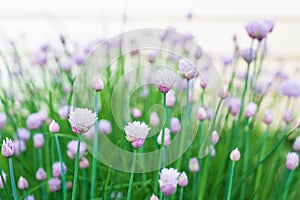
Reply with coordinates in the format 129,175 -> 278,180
71,135 -> 82,200
282,171 -> 293,200
253,125 -> 269,196
38,149 -> 47,200
127,149 -> 137,200
90,91 -> 99,198
54,135 -> 66,200
179,187 -> 184,200
211,98 -> 223,130
83,170 -> 87,200
9,158 -> 18,200
239,39 -> 254,120
226,162 -> 236,200
241,119 -> 251,200
161,93 -> 167,168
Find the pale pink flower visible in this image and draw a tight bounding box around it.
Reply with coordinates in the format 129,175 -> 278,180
33,133 -> 44,149
211,130 -> 219,144
230,148 -> 241,162
124,121 -> 150,149
0,171 -> 6,189
286,152 -> 299,170
17,176 -> 28,190
2,138 -> 15,158
189,157 -> 200,173
157,128 -> 171,146
155,68 -> 177,94
48,178 -> 61,192
36,168 -> 47,181
159,168 -> 180,196
67,140 -> 86,159
52,162 -> 67,178
90,75 -> 104,91
293,136 -> 300,152
69,108 -> 97,134
166,90 -> 176,107
178,171 -> 188,187
49,120 -> 60,133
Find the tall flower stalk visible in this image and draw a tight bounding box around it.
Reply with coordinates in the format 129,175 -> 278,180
127,148 -> 137,200
227,148 -> 241,200
71,135 -> 81,200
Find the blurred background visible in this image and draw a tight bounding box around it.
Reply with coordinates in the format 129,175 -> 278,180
0,0 -> 299,71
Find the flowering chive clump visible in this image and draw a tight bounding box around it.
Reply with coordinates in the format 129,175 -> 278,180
1,16 -> 300,200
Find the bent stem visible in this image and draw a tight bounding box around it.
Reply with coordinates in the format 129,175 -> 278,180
226,161 -> 236,200
9,158 -> 18,200
127,148 -> 137,200
90,91 -> 99,199
54,134 -> 67,200
71,135 -> 82,200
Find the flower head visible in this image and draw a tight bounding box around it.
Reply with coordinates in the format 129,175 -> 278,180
293,136 -> 300,152
278,79 -> 300,98
245,102 -> 257,118
211,130 -> 219,144
0,113 -> 7,130
49,120 -> 60,133
178,59 -> 197,80
150,112 -> 160,127
79,157 -> 89,169
189,157 -> 200,173
18,176 -> 29,190
26,113 -> 44,130
36,168 -> 47,181
263,109 -> 273,125
240,48 -> 256,63
159,168 -> 180,196
124,121 -> 150,149
178,172 -> 188,187
17,128 -> 30,141
230,148 -> 241,162
69,108 -> 97,134
150,194 -> 159,200
90,75 -> 104,91
227,97 -> 241,116
52,162 -> 67,178
166,90 -> 176,107
170,118 -> 181,134
1,138 -> 15,158
98,119 -> 112,135
197,107 -> 207,121
67,140 -> 86,159
155,68 -> 177,93
48,178 -> 61,192
33,133 -> 45,149
245,20 -> 269,41
263,19 -> 275,33
286,152 -> 299,170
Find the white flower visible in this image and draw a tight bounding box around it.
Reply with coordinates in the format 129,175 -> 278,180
155,68 -> 177,93
124,121 -> 150,142
69,108 -> 97,134
159,168 -> 180,196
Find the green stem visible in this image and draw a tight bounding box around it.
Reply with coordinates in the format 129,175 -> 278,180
253,125 -> 269,195
9,158 -> 18,200
179,187 -> 184,200
239,39 -> 254,120
83,170 -> 87,200
90,91 -> 99,199
282,171 -> 293,200
226,162 -> 236,200
127,149 -> 137,200
71,135 -> 82,200
0,169 -> 11,200
211,98 -> 223,131
54,134 -> 67,200
161,93 -> 167,168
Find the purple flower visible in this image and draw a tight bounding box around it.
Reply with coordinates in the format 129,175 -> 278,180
67,140 -> 86,159
227,97 -> 242,116
178,171 -> 188,187
17,176 -> 28,190
245,102 -> 257,118
52,162 -> 67,178
283,109 -> 292,124
166,90 -> 176,107
90,75 -> 104,91
0,113 -> 7,130
72,52 -> 85,65
278,79 -> 300,98
197,107 -> 207,121
79,157 -> 89,169
33,133 -> 45,149
26,113 -> 44,130
17,128 -> 30,141
286,152 -> 299,170
98,119 -> 112,135
159,168 -> 180,196
13,139 -> 26,156
263,19 -> 275,33
132,108 -> 142,118
178,59 -> 197,80
170,118 -> 181,134
58,105 -> 70,119
189,157 -> 200,173
240,48 -> 256,63
263,109 -> 273,125
155,68 -> 177,94
36,168 -> 47,181
49,120 -> 60,133
150,112 -> 160,127
245,20 -> 269,41
211,130 -> 219,144
48,178 -> 61,192
293,136 -> 300,152
1,138 -> 15,158
124,121 -> 150,149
